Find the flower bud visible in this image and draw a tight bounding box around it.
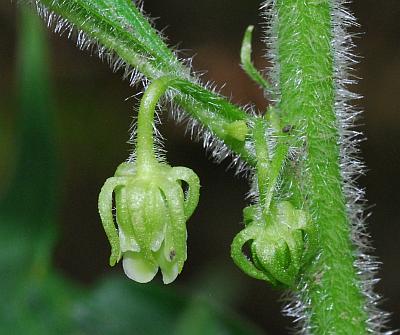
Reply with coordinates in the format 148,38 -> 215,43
231,201 -> 317,287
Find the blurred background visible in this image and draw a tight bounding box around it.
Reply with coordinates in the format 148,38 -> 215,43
0,1 -> 399,334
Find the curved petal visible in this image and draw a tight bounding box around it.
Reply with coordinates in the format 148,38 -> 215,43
98,176 -> 128,266
231,225 -> 278,284
283,230 -> 304,271
144,184 -> 167,252
254,236 -> 294,286
122,251 -> 158,283
115,186 -> 140,252
155,244 -> 179,284
158,180 -> 187,272
170,166 -> 200,220
125,181 -> 151,255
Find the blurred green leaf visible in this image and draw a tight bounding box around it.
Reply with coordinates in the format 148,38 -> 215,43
72,276 -> 264,335
0,6 -> 67,334
0,4 -> 57,265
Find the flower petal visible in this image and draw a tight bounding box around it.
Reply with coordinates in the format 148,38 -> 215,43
145,185 -> 167,252
160,262 -> 179,284
122,251 -> 158,283
125,182 -> 153,255
158,181 -> 187,269
119,229 -> 140,253
116,186 -> 140,252
155,245 -> 179,284
98,176 -> 128,266
170,166 -> 200,220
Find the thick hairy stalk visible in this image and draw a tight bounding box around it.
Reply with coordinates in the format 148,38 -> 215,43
262,0 -> 388,333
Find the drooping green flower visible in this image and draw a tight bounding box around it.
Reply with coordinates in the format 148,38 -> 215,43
231,201 -> 317,287
98,77 -> 200,284
98,161 -> 200,284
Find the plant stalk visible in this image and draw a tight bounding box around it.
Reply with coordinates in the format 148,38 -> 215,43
274,0 -> 367,333
135,77 -> 172,171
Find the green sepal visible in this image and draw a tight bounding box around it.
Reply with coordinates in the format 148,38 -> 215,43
170,166 -> 200,220
98,177 -> 128,266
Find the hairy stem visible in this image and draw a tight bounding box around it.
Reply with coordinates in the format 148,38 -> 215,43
275,0 -> 367,333
35,0 -> 255,165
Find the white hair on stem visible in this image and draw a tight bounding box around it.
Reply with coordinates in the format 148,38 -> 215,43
261,0 -> 394,333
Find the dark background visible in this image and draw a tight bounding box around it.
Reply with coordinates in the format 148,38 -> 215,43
1,1 -> 399,333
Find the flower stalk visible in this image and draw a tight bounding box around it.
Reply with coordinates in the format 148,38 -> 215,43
135,76 -> 173,171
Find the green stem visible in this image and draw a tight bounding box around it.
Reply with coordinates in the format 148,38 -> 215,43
263,138 -> 288,219
135,76 -> 253,171
275,0 -> 367,333
253,117 -> 290,221
136,77 -> 174,171
253,119 -> 270,206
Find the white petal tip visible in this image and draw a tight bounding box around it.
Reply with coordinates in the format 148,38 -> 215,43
161,263 -> 180,284
122,252 -> 158,283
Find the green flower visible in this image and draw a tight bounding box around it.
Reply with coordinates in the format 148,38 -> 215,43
98,161 -> 200,284
97,77 -> 200,284
231,201 -> 317,287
